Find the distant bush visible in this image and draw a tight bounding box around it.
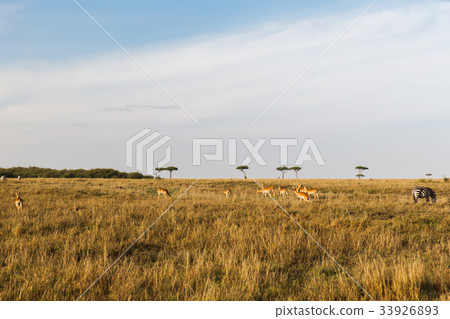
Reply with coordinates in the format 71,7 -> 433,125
0,167 -> 152,179
443,175 -> 449,182
127,172 -> 144,179
418,178 -> 433,183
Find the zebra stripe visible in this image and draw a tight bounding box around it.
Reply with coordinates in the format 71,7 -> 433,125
411,186 -> 436,203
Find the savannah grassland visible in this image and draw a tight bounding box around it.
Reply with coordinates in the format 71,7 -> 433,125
0,178 -> 448,301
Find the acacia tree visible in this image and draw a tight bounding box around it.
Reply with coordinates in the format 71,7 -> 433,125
165,166 -> 178,179
236,165 -> 249,179
290,166 -> 301,179
355,166 -> 368,179
155,166 -> 178,179
276,166 -> 289,179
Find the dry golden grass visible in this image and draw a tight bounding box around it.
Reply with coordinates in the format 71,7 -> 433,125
0,178 -> 448,300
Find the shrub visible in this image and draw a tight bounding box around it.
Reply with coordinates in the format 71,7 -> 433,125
127,172 -> 144,179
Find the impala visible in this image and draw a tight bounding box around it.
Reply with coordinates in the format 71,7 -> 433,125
279,187 -> 288,198
223,189 -> 232,197
15,193 -> 23,211
294,191 -> 311,202
292,185 -> 305,192
263,186 -> 274,194
306,188 -> 319,199
157,188 -> 171,198
293,185 -> 319,199
257,187 -> 273,197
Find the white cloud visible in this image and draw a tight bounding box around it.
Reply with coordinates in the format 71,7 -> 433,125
1,2 -> 449,177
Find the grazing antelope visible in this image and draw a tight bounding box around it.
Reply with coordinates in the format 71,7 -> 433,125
15,193 -> 23,211
294,190 -> 311,202
1,176 -> 6,181
279,187 -> 288,197
223,188 -> 232,197
306,188 -> 319,199
17,176 -> 22,181
157,188 -> 171,198
257,187 -> 273,197
293,185 -> 319,199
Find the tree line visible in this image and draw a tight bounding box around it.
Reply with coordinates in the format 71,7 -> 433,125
0,167 -> 152,179
236,166 -> 302,179
237,165 -> 373,179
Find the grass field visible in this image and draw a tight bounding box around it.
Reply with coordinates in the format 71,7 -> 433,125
0,178 -> 448,301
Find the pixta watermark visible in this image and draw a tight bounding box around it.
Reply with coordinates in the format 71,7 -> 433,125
192,138 -> 325,166
126,129 -> 172,175
126,129 -> 325,175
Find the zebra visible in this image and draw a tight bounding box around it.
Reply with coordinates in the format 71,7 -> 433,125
411,186 -> 436,204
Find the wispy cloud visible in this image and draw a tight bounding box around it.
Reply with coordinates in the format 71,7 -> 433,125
2,3 -> 449,126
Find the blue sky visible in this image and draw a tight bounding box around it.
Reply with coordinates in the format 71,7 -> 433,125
2,0 -> 353,62
1,0 -> 449,178
1,0 -> 414,62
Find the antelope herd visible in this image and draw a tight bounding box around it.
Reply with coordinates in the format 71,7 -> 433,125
255,184 -> 319,202
5,179 -> 439,212
156,183 -> 319,202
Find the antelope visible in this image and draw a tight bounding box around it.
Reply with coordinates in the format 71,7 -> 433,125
257,187 -> 273,197
279,187 -> 288,197
17,176 -> 22,181
1,176 -> 6,181
262,186 -> 274,194
299,185 -> 308,193
306,188 -> 319,199
294,190 -> 311,202
293,185 -> 318,199
292,185 -> 305,192
157,188 -> 171,198
223,189 -> 232,197
15,193 -> 23,211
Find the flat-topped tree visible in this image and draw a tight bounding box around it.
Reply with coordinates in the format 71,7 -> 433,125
289,166 -> 301,179
425,173 -> 432,177
236,165 -> 249,179
165,166 -> 178,179
155,166 -> 178,179
276,166 -> 289,179
355,166 -> 368,179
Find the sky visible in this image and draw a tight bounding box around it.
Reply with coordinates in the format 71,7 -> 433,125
1,0 -> 449,179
